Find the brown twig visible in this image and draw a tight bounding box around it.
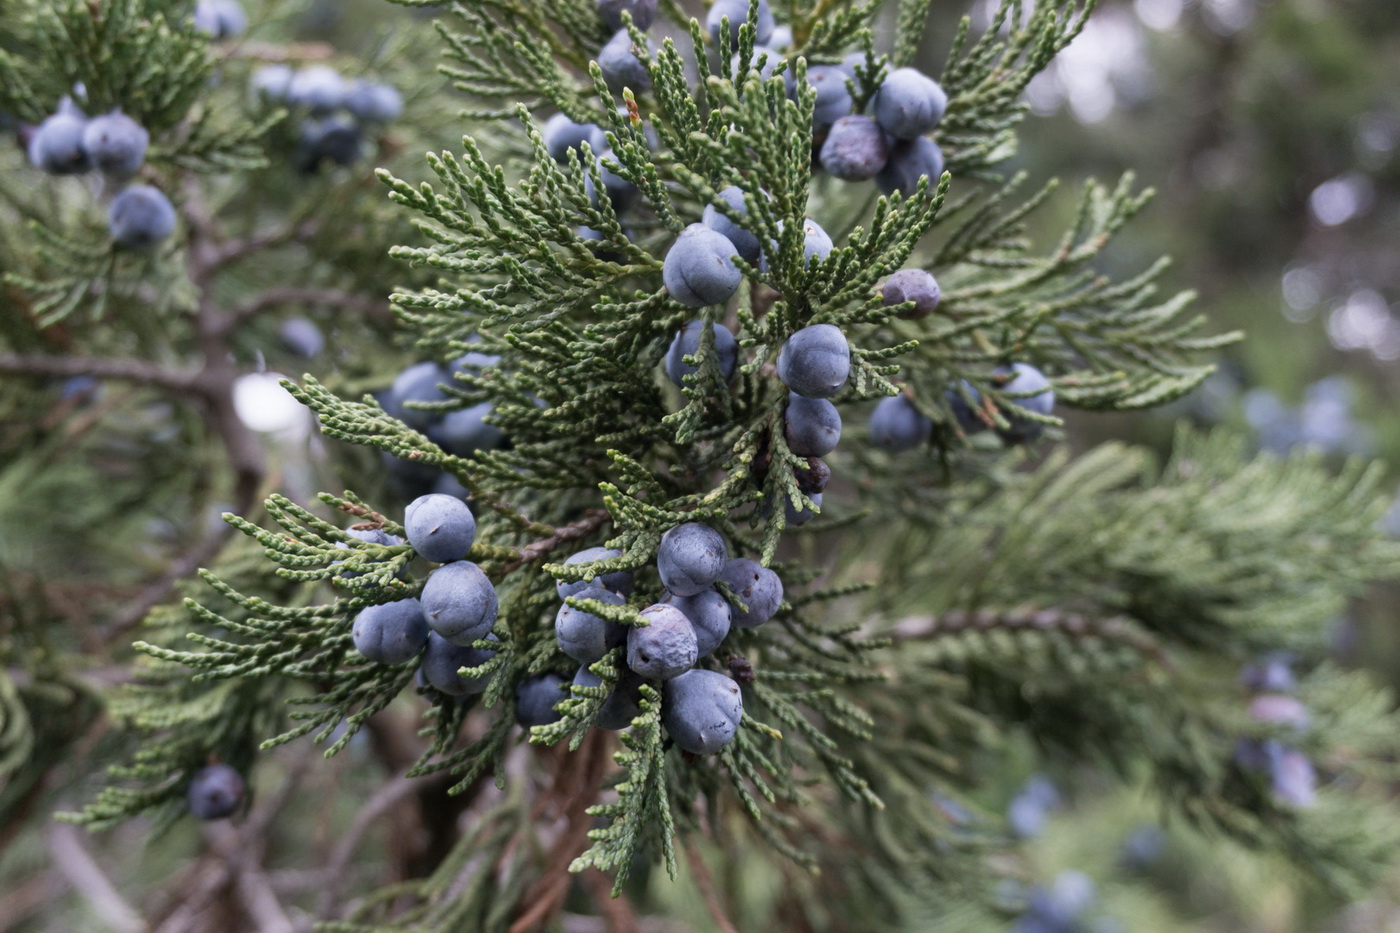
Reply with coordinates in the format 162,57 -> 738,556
582,869 -> 640,933
44,821 -> 147,933
0,352 -> 205,394
0,871 -> 65,933
508,732 -> 614,933
229,287 -> 393,329
336,501 -> 390,526
316,770 -> 451,918
206,218 -> 322,277
222,40 -> 337,63
497,509 -> 612,576
683,842 -> 740,933
889,607 -> 1174,671
201,822 -> 298,933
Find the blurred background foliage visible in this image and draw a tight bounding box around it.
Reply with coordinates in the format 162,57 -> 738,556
912,0 -> 1400,930
2,0 -> 1400,930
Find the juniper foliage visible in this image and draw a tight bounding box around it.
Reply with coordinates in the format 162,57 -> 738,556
1,0 -> 1398,929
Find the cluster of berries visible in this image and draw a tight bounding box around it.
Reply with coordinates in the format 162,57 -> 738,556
540,522 -> 781,753
708,0 -> 945,197
193,0 -> 247,39
664,202 -> 832,309
250,63 -> 403,174
662,316 -> 845,523
377,349 -> 506,501
1233,654 -> 1316,808
811,63 -> 947,197
348,496 -> 502,701
532,3 -> 676,243
26,99 -> 175,250
542,108 -> 646,240
15,2 -> 254,253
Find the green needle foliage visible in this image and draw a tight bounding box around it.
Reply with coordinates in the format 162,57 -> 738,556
2,0 -> 1399,929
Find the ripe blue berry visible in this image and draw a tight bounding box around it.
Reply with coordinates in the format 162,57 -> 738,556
332,526 -> 402,580
598,0 -> 658,30
869,395 -> 931,452
662,669 -> 743,754
82,111 -> 149,178
420,632 -> 497,695
1248,694 -> 1309,729
707,0 -> 775,47
872,67 -> 948,139
28,100 -> 89,175
432,402 -> 505,457
109,185 -> 177,250
876,136 -> 944,197
718,558 -> 783,628
556,546 -> 634,599
187,763 -> 245,820
405,494 -> 477,563
627,604 -> 698,679
279,317 -> 324,357
1241,655 -> 1296,694
556,585 -> 628,663
664,588 -> 732,656
800,65 -> 854,132
573,666 -> 645,730
947,381 -> 987,434
599,29 -> 652,94
515,672 -> 569,727
421,561 -> 498,645
387,361 -> 450,430
786,491 -> 820,526
582,225 -> 621,257
784,393 -> 841,457
657,522 -> 728,597
451,342 -> 502,375
881,268 -> 941,318
777,323 -> 849,399
193,0 -> 247,39
663,224 -> 742,308
701,186 -> 763,264
542,113 -> 606,163
1022,871 -> 1097,929
801,218 -> 834,267
296,117 -> 363,173
584,151 -> 640,211
288,66 -> 346,115
993,362 -> 1055,442
665,321 -> 739,386
251,64 -> 294,101
1007,793 -> 1048,840
352,598 -> 430,664
347,527 -> 398,546
1269,745 -> 1316,808
344,80 -> 403,123
820,115 -> 888,180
